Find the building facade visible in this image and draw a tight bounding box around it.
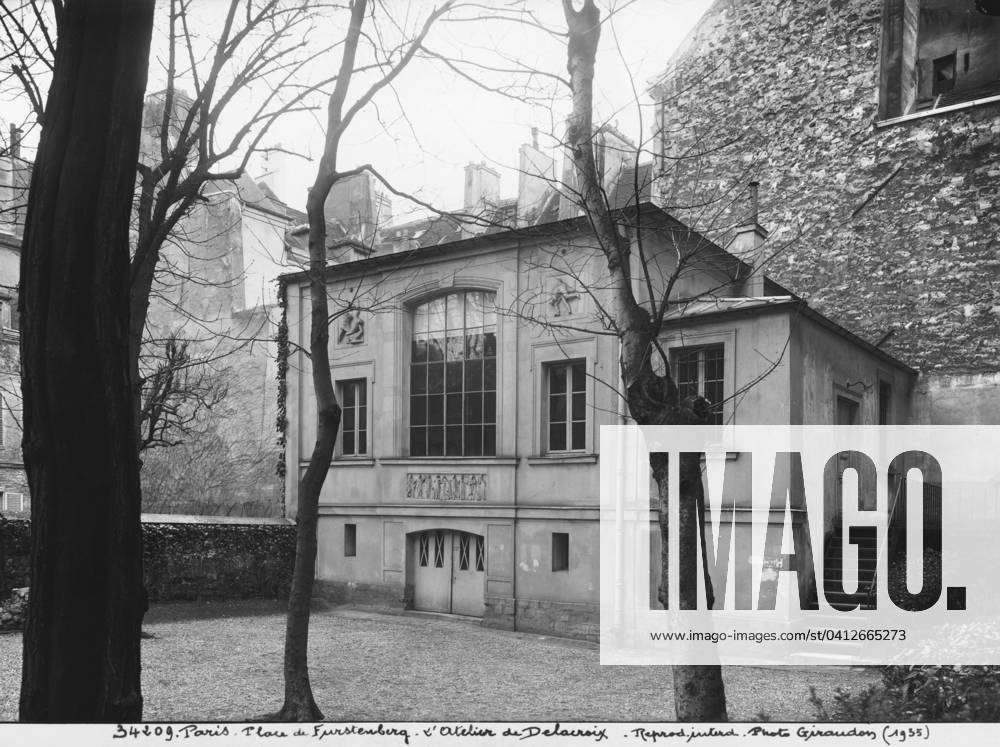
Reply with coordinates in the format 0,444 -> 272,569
280,199 -> 914,639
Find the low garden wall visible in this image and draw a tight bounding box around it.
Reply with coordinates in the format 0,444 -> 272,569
1,515 -> 296,609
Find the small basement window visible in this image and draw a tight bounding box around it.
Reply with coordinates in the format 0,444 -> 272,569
344,524 -> 357,557
552,532 -> 569,572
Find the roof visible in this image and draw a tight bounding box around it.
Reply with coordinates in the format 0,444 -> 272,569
661,296 -> 917,374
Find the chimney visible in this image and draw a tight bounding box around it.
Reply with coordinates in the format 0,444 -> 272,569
9,125 -> 21,160
517,130 -> 555,227
728,180 -> 768,297
463,162 -> 500,235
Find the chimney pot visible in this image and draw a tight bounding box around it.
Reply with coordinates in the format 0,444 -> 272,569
748,180 -> 760,225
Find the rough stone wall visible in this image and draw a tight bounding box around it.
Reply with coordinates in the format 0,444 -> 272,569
1,519 -> 295,602
655,0 -> 1000,381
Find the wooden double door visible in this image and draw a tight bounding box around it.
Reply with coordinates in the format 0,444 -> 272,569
412,530 -> 485,617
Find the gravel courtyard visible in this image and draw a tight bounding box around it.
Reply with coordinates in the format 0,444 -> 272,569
0,601 -> 877,721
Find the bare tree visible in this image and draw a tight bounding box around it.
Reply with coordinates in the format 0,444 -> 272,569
18,0 -> 154,722
270,0 -> 455,720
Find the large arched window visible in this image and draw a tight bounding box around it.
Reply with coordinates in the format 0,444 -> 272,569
410,291 -> 497,456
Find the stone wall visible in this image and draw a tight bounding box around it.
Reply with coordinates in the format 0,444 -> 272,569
1,518 -> 295,602
655,0 -> 1000,385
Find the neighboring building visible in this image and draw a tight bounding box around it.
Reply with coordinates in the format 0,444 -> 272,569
651,0 -> 1000,423
140,169 -> 301,518
0,126 -> 28,518
280,184 -> 914,638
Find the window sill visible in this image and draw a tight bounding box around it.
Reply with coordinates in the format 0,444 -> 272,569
332,457 -> 375,467
526,453 -> 598,465
875,93 -> 1000,129
379,457 -> 518,467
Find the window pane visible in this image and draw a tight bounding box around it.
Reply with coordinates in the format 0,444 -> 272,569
549,423 -> 566,451
342,382 -> 355,407
446,393 -> 462,424
414,303 -> 429,334
428,425 -> 445,455
466,295 -> 484,327
411,395 -> 426,426
343,431 -> 355,455
571,392 -> 585,421
571,421 -> 586,450
483,391 -> 496,424
571,361 -> 586,392
427,395 -> 444,425
427,298 -> 445,332
465,393 -> 483,424
483,425 -> 496,456
475,535 -> 485,571
428,334 -> 444,361
446,334 -> 464,361
483,331 -> 496,358
358,382 -> 366,407
446,425 -> 462,455
343,407 -> 354,431
410,427 -> 426,457
427,363 -> 444,394
412,336 -> 427,363
550,365 -> 567,394
464,425 -> 482,456
549,393 -> 566,423
483,358 -> 496,391
446,361 -> 463,392
446,293 -> 464,329
411,365 -> 426,395
358,431 -> 367,455
465,360 -> 483,391
466,332 -> 484,359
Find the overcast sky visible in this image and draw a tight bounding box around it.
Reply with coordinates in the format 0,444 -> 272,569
1,1 -> 711,221
251,0 -> 711,220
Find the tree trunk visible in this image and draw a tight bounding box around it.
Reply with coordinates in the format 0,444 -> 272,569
562,0 -> 728,721
270,0 -> 368,721
18,0 -> 154,722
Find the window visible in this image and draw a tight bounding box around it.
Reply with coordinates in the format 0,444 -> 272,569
545,360 -> 586,452
836,395 -> 860,425
409,291 -> 497,457
418,533 -> 429,567
1,491 -> 24,513
344,524 -> 357,557
0,295 -> 18,332
458,534 -> 470,570
880,1 -> 1000,119
475,535 -> 485,572
433,531 -> 445,568
673,344 -> 725,425
338,379 -> 367,456
878,380 -> 892,425
552,532 -> 569,572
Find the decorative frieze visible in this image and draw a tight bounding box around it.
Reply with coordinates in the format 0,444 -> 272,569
405,473 -> 487,502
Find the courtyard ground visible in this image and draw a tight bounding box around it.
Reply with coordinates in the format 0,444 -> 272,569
0,600 -> 877,721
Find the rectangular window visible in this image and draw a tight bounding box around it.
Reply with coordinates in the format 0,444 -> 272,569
418,533 -> 429,567
410,292 -> 497,457
552,532 -> 569,572
545,360 -> 586,452
475,535 -> 485,572
878,381 -> 892,426
344,524 -> 357,557
338,379 -> 367,456
434,531 -> 445,568
458,534 -> 470,570
0,295 -> 18,332
1,491 -> 23,513
673,344 -> 725,425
